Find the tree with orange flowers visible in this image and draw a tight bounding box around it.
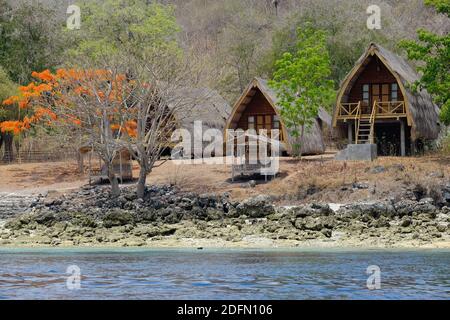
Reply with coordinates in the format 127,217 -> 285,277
0,67 -> 20,161
1,54 -> 199,199
1,65 -> 136,196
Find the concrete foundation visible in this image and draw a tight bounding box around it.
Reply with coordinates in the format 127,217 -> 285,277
335,144 -> 378,161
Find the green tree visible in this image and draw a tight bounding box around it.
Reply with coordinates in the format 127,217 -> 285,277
64,0 -> 181,63
425,0 -> 450,13
269,25 -> 335,157
0,67 -> 18,161
0,0 -> 63,84
260,1 -> 399,89
400,0 -> 450,125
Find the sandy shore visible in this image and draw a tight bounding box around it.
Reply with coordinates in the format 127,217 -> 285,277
1,231 -> 449,250
1,241 -> 450,249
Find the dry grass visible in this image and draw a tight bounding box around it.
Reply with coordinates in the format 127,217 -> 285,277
272,155 -> 449,204
0,161 -> 85,193
0,154 -> 448,204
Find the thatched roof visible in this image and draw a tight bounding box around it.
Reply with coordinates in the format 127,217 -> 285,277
226,77 -> 331,155
79,88 -> 231,156
171,87 -> 231,132
168,88 -> 231,154
334,43 -> 441,141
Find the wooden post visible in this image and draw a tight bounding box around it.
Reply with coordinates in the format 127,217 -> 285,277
77,152 -> 84,173
400,120 -> 406,157
119,151 -> 123,184
348,123 -> 354,144
129,153 -> 132,180
88,150 -> 92,185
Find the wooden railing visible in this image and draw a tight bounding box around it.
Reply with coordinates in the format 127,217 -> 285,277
373,101 -> 406,116
369,101 -> 378,144
354,102 -> 362,144
337,101 -> 406,119
337,102 -> 361,118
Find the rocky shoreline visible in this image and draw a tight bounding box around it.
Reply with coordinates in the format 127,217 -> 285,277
0,185 -> 450,248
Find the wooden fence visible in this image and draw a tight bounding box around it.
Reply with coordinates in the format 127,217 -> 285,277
0,150 -> 79,165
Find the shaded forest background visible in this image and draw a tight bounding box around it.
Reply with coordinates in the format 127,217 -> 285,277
2,0 -> 449,103
0,0 -> 449,159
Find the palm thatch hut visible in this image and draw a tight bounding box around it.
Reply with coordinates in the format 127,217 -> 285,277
225,77 -> 331,156
78,146 -> 133,184
168,88 -> 232,157
333,43 -> 441,156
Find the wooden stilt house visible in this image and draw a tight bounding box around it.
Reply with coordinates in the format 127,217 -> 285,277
333,43 -> 441,156
225,77 -> 331,156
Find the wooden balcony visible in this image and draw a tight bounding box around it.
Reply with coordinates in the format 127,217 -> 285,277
336,101 -> 407,121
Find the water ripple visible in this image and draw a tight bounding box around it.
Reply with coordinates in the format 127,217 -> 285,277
0,249 -> 448,299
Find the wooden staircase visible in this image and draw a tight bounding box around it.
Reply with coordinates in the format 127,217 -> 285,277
356,118 -> 371,144
355,101 -> 377,145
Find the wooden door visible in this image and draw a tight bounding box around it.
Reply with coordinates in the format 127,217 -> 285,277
371,84 -> 391,105
371,84 -> 380,108
255,115 -> 273,134
371,84 -> 391,114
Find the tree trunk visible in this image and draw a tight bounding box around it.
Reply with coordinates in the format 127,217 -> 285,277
107,163 -> 120,197
1,132 -> 14,162
298,125 -> 305,160
137,167 -> 148,200
77,152 -> 84,173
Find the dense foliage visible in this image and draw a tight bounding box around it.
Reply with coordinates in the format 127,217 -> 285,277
0,0 -> 63,84
269,25 -> 334,157
63,0 -> 181,63
400,0 -> 450,125
0,0 -> 449,181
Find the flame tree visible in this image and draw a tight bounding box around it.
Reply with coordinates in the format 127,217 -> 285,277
1,0 -> 199,198
0,59 -> 196,199
0,67 -> 137,196
0,67 -> 19,161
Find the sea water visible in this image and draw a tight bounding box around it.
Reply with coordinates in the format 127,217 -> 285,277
0,248 -> 448,300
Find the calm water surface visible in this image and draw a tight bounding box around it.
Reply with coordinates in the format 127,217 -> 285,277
0,248 -> 448,299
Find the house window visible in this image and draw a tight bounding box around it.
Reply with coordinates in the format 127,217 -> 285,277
265,115 -> 272,132
391,83 -> 398,102
248,116 -> 255,130
257,115 -> 264,131
273,115 -> 280,129
362,84 -> 369,104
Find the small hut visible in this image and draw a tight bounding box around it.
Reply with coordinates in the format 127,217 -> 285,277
225,77 -> 331,156
333,43 -> 441,156
168,88 -> 232,157
79,146 -> 133,184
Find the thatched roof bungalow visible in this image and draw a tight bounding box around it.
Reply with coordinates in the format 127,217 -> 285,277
170,88 -> 231,140
333,43 -> 441,156
225,77 -> 331,155
168,88 -> 231,156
